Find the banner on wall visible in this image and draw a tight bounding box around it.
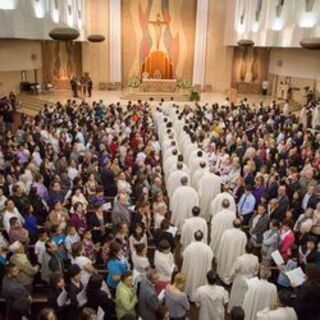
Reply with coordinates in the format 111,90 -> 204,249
121,0 -> 197,85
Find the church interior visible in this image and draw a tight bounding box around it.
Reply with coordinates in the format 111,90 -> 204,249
0,0 -> 320,320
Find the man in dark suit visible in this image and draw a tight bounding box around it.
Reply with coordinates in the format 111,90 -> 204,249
302,185 -> 318,210
67,264 -> 84,318
266,174 -> 279,200
277,185 -> 290,219
100,161 -> 117,197
269,198 -> 285,221
70,76 -> 78,98
249,204 -> 270,248
287,172 -> 301,201
87,77 -> 93,97
243,165 -> 255,187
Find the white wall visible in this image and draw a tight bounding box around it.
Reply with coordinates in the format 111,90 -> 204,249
0,40 -> 43,95
269,48 -> 320,79
0,0 -> 86,40
224,0 -> 320,47
0,40 -> 42,71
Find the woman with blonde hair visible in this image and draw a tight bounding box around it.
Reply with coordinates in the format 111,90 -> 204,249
165,272 -> 190,320
9,241 -> 39,293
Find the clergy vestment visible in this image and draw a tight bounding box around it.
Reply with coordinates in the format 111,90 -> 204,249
167,170 -> 190,198
216,228 -> 247,284
210,192 -> 236,217
180,216 -> 208,251
194,284 -> 228,320
228,253 -> 259,312
184,145 -> 199,165
182,241 -> 213,301
312,105 -> 320,129
191,167 -> 207,191
167,162 -> 189,182
210,208 -> 236,256
198,172 -> 222,221
243,279 -> 278,320
257,307 -> 297,320
170,185 -> 199,231
190,157 -> 208,175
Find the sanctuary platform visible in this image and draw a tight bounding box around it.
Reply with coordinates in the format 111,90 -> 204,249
120,89 -> 190,101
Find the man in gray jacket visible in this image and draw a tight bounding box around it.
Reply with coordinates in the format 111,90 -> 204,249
139,269 -> 163,320
111,192 -> 131,226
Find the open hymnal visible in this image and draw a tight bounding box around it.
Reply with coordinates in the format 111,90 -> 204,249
57,289 -> 68,307
102,202 -> 112,211
271,250 -> 285,266
76,289 -> 87,307
168,226 -> 178,237
285,267 -> 306,286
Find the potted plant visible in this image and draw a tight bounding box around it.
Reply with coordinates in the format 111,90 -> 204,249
128,76 -> 140,92
190,90 -> 200,102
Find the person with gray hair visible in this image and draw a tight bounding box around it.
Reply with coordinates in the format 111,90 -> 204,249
138,269 -> 163,320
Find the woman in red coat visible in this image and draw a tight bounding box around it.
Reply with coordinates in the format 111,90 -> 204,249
279,218 -> 295,261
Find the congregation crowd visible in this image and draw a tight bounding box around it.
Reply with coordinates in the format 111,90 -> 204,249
0,92 -> 319,320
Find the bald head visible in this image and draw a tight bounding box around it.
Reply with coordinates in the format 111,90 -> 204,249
233,218 -> 242,228
181,176 -> 188,186
177,162 -> 183,170
222,199 -> 230,208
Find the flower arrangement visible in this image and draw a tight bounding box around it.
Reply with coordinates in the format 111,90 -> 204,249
128,76 -> 140,88
177,78 -> 191,89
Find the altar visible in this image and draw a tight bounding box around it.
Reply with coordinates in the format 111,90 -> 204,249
140,79 -> 177,92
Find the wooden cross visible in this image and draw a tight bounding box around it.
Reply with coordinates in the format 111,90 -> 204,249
148,13 -> 169,50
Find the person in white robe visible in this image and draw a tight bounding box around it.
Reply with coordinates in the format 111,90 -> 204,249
180,206 -> 207,252
300,106 -> 308,129
163,149 -> 178,176
243,265 -> 278,320
184,143 -> 198,165
312,104 -> 320,129
170,176 -> 199,231
228,243 -> 259,312
167,162 -> 190,198
166,155 -> 189,182
182,230 -> 213,301
210,199 -> 236,256
162,134 -> 177,156
257,289 -> 297,320
190,151 -> 208,175
194,271 -> 228,320
210,188 -> 236,218
283,100 -> 290,117
191,161 -> 207,191
216,219 -> 247,284
198,168 -> 222,221
188,148 -> 207,168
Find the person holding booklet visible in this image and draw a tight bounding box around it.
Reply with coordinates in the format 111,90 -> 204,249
276,246 -> 299,289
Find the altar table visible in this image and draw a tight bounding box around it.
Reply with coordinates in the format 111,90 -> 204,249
141,79 -> 177,92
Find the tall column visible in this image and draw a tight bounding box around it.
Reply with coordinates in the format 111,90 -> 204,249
109,0 -> 121,83
192,0 -> 209,87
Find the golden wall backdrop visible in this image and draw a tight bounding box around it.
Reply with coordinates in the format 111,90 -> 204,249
41,41 -> 82,89
232,47 -> 270,87
121,0 -> 197,85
